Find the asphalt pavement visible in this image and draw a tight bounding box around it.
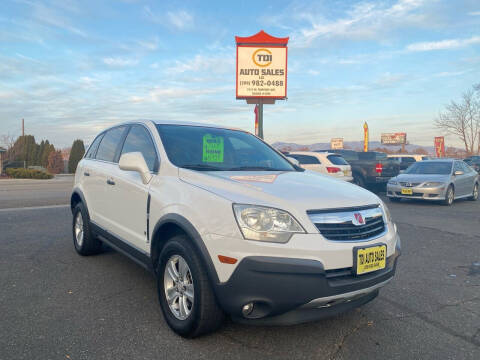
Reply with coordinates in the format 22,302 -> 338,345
0,179 -> 479,359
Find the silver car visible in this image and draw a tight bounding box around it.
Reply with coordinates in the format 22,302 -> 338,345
387,159 -> 479,205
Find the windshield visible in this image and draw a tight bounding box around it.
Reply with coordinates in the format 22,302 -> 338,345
156,125 -> 296,172
404,162 -> 452,175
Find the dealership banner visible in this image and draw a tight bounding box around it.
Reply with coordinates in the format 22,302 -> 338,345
434,137 -> 445,158
331,138 -> 344,149
236,31 -> 288,99
363,122 -> 369,152
381,132 -> 407,145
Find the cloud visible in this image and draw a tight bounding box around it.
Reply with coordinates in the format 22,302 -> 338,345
143,6 -> 194,30
167,10 -> 194,30
289,0 -> 428,48
468,11 -> 480,16
406,36 -> 480,51
137,37 -> 160,51
102,57 -> 139,67
165,52 -> 234,74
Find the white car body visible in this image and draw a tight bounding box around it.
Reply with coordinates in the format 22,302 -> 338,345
71,120 -> 400,336
288,151 -> 353,182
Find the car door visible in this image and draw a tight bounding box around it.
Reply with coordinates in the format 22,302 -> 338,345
453,161 -> 469,196
107,125 -> 159,252
460,161 -> 478,195
79,132 -> 104,210
88,126 -> 128,231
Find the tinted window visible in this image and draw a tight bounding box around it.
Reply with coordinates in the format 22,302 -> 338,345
85,134 -> 104,159
289,154 -> 320,164
327,155 -> 348,165
453,162 -> 463,173
358,152 -> 387,160
405,162 -> 452,175
334,150 -> 358,161
121,125 -> 158,172
96,126 -> 126,162
402,157 -> 416,163
156,125 -> 295,171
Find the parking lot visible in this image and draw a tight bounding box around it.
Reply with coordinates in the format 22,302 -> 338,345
0,178 -> 479,359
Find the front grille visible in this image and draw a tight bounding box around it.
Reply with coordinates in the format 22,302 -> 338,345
308,205 -> 386,242
399,182 -> 421,187
315,216 -> 385,241
395,191 -> 423,196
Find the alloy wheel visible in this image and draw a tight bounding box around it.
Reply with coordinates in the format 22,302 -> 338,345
164,255 -> 195,320
74,212 -> 84,247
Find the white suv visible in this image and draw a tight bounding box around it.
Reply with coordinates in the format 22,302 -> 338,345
71,120 -> 400,337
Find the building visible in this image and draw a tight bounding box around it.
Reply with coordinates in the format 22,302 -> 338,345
0,147 -> 6,175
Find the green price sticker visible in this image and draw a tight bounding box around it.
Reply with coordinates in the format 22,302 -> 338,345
202,134 -> 224,163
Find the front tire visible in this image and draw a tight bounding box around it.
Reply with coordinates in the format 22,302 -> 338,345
157,235 -> 224,337
443,185 -> 454,206
469,183 -> 479,201
72,203 -> 102,255
353,174 -> 365,188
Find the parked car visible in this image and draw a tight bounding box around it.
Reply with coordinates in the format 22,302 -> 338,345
387,159 -> 479,205
387,154 -> 429,171
464,156 -> 480,173
316,150 -> 400,188
71,120 -> 400,337
287,151 -> 353,182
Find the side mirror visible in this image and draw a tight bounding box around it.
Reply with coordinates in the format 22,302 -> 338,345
286,156 -> 300,166
119,152 -> 152,184
454,170 -> 464,176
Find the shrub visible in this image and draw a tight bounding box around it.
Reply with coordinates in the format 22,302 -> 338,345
6,168 -> 53,179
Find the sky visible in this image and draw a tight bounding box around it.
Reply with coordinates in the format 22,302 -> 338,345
0,0 -> 479,148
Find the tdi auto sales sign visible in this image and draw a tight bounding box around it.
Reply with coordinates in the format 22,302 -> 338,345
236,31 -> 288,99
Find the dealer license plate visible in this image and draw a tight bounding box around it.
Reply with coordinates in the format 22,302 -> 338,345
401,188 -> 413,195
355,244 -> 387,275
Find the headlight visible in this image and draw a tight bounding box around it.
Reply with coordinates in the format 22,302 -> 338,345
421,182 -> 444,188
233,204 -> 305,243
388,180 -> 398,185
379,200 -> 392,224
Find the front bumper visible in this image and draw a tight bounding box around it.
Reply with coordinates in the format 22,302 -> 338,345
214,245 -> 400,325
387,184 -> 446,200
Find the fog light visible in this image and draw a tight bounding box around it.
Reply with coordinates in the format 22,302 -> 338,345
242,303 -> 254,317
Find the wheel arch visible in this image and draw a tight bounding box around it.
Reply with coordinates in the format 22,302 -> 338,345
71,189 -> 89,217
151,214 -> 220,285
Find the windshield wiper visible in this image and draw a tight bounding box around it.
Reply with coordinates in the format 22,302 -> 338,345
227,166 -> 286,171
181,164 -> 223,171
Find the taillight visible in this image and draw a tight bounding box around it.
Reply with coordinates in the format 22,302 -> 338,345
375,163 -> 383,173
327,167 -> 341,173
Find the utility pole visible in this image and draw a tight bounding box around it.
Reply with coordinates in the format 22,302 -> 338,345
22,118 -> 26,169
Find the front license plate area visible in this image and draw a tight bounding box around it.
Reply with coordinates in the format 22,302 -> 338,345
401,188 -> 413,195
354,244 -> 387,275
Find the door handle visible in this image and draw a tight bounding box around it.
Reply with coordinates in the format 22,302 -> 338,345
106,179 -> 115,186
84,171 -> 90,176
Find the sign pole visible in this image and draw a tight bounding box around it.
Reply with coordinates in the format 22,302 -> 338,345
258,101 -> 264,139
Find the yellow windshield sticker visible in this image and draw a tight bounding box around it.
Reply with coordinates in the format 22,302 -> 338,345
202,134 -> 224,163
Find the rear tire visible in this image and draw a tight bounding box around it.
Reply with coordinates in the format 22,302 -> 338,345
72,203 -> 102,255
353,174 -> 365,188
469,183 -> 478,201
443,185 -> 454,206
157,235 -> 224,338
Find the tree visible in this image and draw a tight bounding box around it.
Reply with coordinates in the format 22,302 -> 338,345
47,150 -> 64,174
435,84 -> 480,155
68,139 -> 85,173
41,141 -> 55,168
414,147 -> 429,155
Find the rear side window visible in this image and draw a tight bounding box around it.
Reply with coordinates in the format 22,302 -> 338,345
327,155 -> 348,165
121,125 -> 158,172
85,134 -> 104,159
96,126 -> 126,163
289,154 -> 320,164
402,157 -> 416,163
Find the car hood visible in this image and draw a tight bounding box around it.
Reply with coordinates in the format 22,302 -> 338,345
179,169 -> 380,213
394,174 -> 450,183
